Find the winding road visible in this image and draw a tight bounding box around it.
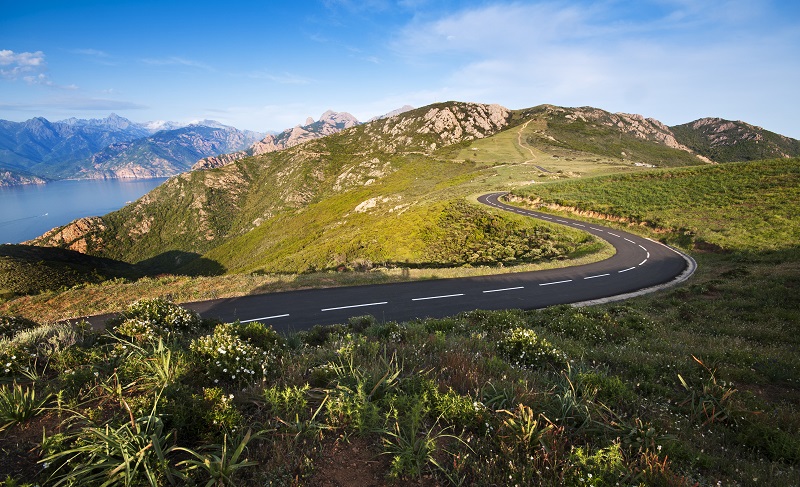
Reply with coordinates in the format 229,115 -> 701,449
168,193 -> 694,334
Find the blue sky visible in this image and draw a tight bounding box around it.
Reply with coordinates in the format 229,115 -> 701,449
1,0 -> 798,137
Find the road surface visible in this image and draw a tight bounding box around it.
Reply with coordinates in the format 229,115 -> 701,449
162,192 -> 694,333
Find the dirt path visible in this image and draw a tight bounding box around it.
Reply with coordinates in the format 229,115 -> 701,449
517,120 -> 537,162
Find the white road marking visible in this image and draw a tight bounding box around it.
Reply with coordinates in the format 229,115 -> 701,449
556,219 -> 568,223
412,294 -> 465,301
240,314 -> 290,323
624,238 -> 636,243
639,259 -> 648,266
607,232 -> 621,237
590,227 -> 603,231
482,286 -> 525,293
618,267 -> 636,273
638,244 -> 648,251
321,302 -> 388,312
573,223 -> 585,227
584,273 -> 610,279
540,279 -> 573,286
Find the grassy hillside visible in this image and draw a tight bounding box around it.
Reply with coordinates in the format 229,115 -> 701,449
511,158 -> 800,252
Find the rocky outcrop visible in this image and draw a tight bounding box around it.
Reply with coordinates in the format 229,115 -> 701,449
0,170 -> 46,187
26,216 -> 107,254
360,102 -> 512,154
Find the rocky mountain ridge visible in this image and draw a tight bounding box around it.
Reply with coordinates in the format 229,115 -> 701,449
192,110 -> 360,171
0,114 -> 263,184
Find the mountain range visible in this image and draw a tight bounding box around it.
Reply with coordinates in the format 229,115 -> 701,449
24,101 -> 800,280
0,114 -> 263,185
192,110 -> 361,171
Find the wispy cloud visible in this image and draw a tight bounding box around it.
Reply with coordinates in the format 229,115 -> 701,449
69,48 -> 110,58
0,97 -> 148,112
247,70 -> 315,85
141,56 -> 214,71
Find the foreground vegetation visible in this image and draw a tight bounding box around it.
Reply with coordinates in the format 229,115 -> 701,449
1,244 -> 798,486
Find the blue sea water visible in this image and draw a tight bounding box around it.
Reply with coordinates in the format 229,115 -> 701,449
0,178 -> 168,244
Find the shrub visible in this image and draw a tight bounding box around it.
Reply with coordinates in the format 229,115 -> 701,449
497,327 -> 567,368
113,298 -> 201,341
190,323 -> 281,386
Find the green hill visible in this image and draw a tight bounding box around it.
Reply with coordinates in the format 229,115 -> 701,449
671,118 -> 800,162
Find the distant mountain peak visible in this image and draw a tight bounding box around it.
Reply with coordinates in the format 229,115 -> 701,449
368,105 -> 415,122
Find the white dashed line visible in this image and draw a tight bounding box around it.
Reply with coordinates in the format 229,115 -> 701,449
584,273 -> 610,280
638,244 -> 648,251
590,227 -> 603,231
556,219 -> 568,223
240,314 -> 290,323
618,267 -> 636,273
540,279 -> 573,286
607,232 -> 621,237
482,286 -> 525,293
411,294 -> 465,301
639,259 -> 648,266
573,223 -> 585,227
321,302 -> 388,312
624,238 -> 636,243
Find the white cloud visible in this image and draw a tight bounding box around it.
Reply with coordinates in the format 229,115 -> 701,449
0,49 -> 46,80
390,1 -> 800,134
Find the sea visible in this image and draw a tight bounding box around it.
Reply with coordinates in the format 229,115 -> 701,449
0,178 -> 168,244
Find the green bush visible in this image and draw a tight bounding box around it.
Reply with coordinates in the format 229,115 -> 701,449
497,327 -> 567,369
190,323 -> 281,386
112,298 -> 201,341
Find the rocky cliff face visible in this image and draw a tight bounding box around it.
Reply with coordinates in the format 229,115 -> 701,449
27,216 -> 107,254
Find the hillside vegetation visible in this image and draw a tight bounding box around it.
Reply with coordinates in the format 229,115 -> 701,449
511,158 -> 800,252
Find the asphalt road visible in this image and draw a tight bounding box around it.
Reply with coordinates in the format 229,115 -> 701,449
161,192 -> 694,333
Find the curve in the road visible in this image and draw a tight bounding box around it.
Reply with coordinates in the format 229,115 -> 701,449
168,192 -> 695,333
